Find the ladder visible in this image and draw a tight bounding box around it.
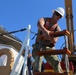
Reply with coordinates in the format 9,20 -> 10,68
33,30 -> 71,75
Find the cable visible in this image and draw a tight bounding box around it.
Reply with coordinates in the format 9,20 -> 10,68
0,28 -> 27,36
60,42 -> 65,49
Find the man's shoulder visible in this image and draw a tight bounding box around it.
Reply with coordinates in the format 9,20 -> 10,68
43,17 -> 51,22
56,25 -> 61,31
43,17 -> 51,20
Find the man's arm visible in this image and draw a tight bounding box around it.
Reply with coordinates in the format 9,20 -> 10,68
49,25 -> 61,43
37,18 -> 46,32
37,18 -> 50,40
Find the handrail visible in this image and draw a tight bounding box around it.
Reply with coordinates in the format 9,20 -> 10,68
10,25 -> 31,75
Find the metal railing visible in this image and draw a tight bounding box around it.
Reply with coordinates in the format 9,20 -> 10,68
10,25 -> 31,75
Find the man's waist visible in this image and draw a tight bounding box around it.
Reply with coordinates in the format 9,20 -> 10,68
42,43 -> 55,47
36,42 -> 55,47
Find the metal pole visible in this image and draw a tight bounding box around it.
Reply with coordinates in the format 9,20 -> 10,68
64,35 -> 69,73
22,25 -> 31,75
10,25 -> 31,75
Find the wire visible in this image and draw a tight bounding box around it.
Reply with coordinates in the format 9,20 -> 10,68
30,30 -> 37,34
60,42 -> 65,49
0,28 -> 27,36
0,27 -> 37,41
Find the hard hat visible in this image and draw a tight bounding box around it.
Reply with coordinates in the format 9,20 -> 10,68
53,7 -> 65,17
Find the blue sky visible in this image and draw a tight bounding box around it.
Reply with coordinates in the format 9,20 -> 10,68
0,0 -> 76,54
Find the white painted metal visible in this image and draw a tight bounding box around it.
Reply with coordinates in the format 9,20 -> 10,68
10,25 -> 31,75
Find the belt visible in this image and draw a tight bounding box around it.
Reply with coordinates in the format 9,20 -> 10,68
42,44 -> 54,47
36,42 -> 55,47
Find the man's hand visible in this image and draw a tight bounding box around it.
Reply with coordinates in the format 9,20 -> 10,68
28,54 -> 32,58
43,30 -> 54,40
